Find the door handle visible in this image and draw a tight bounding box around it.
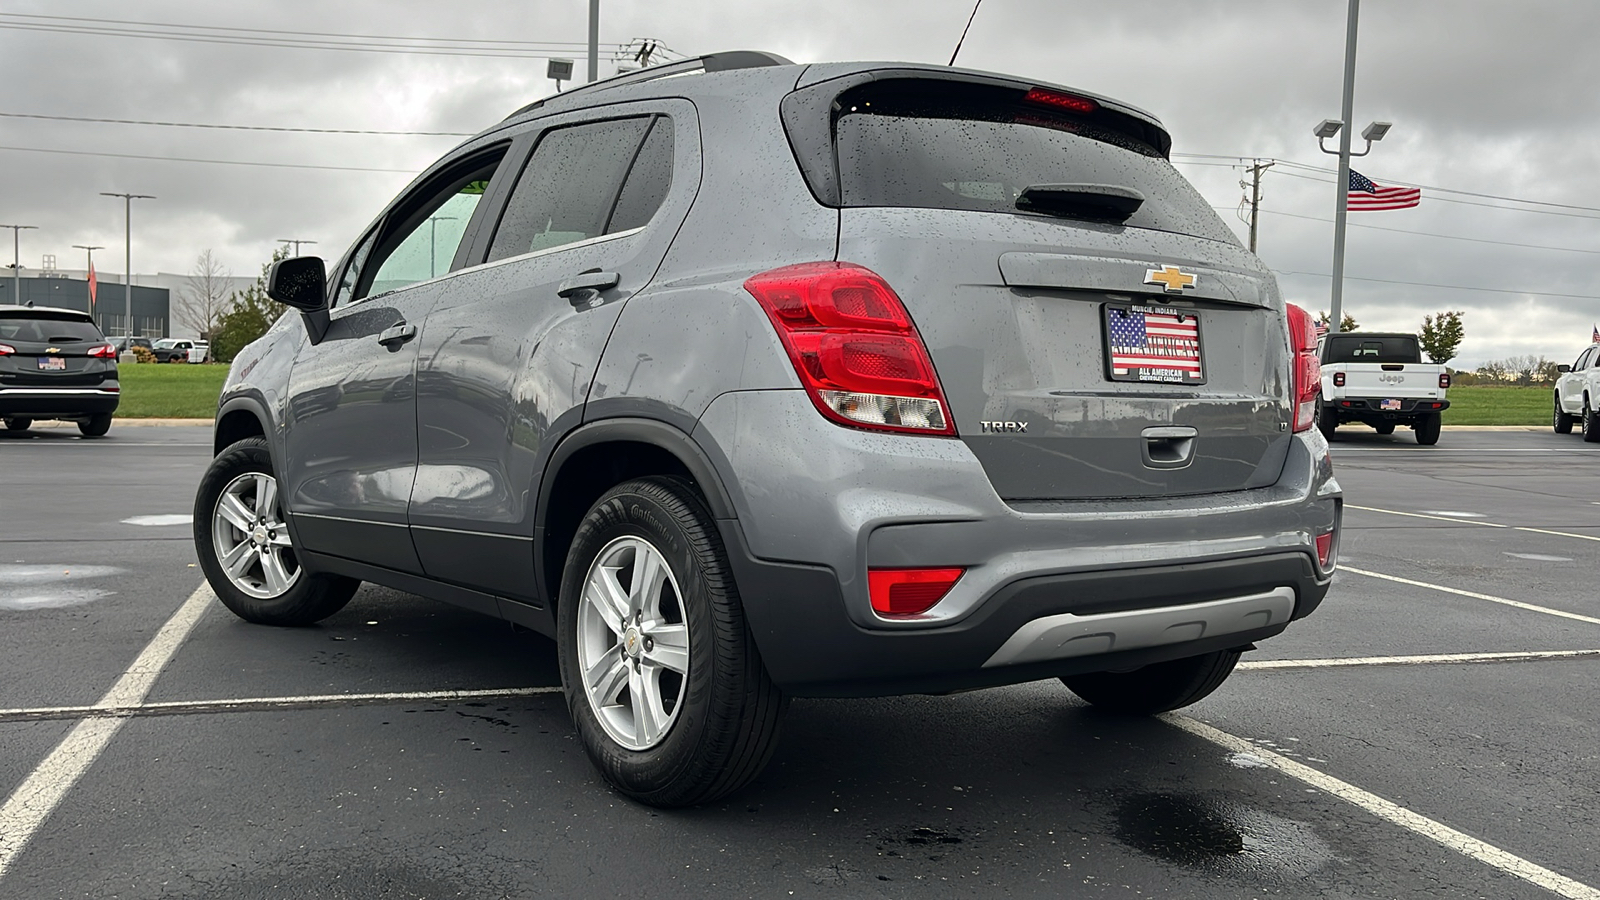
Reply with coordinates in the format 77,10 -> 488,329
378,322 -> 416,347
557,270 -> 621,308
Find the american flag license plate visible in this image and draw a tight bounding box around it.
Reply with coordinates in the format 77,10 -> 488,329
1103,304 -> 1205,385
1380,399 -> 1402,410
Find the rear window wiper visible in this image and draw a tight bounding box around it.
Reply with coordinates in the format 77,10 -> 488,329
1016,183 -> 1144,223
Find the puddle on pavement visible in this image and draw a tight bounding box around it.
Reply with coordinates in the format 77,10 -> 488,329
1113,792 -> 1332,877
0,564 -> 120,611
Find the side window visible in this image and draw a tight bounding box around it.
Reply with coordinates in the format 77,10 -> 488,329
351,148 -> 506,304
607,118 -> 674,233
487,117 -> 653,262
332,229 -> 378,309
1578,348 -> 1595,371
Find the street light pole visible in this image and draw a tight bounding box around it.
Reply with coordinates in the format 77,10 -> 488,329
588,0 -> 600,82
1328,0 -> 1360,335
101,192 -> 155,342
72,244 -> 104,320
0,224 -> 38,306
426,216 -> 457,278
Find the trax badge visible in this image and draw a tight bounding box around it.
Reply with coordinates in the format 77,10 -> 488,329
1144,265 -> 1197,293
981,421 -> 1029,433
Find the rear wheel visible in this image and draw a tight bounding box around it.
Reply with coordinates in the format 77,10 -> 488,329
1414,413 -> 1441,445
1554,393 -> 1575,434
1584,396 -> 1600,443
3,417 -> 31,432
77,413 -> 112,437
1062,649 -> 1242,714
1317,405 -> 1337,440
557,477 -> 787,807
194,437 -> 359,625
1373,422 -> 1396,435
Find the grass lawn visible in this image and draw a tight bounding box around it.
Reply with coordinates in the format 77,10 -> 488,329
116,363 -> 228,418
1440,385 -> 1549,426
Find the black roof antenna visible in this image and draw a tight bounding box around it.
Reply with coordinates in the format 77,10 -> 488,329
948,0 -> 984,66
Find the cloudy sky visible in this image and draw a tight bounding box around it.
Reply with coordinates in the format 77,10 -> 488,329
2,0 -> 1596,368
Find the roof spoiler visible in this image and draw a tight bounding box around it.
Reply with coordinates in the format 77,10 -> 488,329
505,50 -> 793,120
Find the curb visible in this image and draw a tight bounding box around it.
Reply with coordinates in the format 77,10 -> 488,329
32,418 -> 214,428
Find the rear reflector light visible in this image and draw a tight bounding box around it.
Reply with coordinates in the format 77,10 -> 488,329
0,343 -> 13,356
1439,373 -> 1451,389
745,262 -> 955,435
869,567 -> 965,617
88,344 -> 117,358
1285,304 -> 1321,433
1315,531 -> 1335,569
1332,372 -> 1345,387
1024,87 -> 1099,114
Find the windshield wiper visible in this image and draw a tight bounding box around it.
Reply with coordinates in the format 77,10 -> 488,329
1016,183 -> 1144,223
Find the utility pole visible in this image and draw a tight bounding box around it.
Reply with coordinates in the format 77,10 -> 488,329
587,0 -> 600,82
426,217 -> 457,278
278,238 -> 317,257
1241,160 -> 1274,254
1,224 -> 38,306
72,244 -> 104,319
101,192 -> 155,341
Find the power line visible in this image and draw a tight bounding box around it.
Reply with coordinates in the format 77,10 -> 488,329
0,111 -> 472,136
1273,269 -> 1600,302
1257,208 -> 1600,256
0,144 -> 415,174
0,12 -> 611,46
1269,169 -> 1600,220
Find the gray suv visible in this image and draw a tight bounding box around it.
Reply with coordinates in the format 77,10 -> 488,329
193,52 -> 1341,807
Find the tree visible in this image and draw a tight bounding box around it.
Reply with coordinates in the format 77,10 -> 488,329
1317,311 -> 1359,332
1476,359 -> 1508,382
1417,310 -> 1465,364
176,249 -> 232,340
1504,354 -> 1545,386
211,249 -> 286,363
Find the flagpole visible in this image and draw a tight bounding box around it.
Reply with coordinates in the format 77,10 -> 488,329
1328,0 -> 1359,335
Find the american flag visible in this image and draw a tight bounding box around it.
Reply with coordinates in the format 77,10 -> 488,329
1592,323 -> 1598,344
1348,170 -> 1421,211
1107,306 -> 1203,383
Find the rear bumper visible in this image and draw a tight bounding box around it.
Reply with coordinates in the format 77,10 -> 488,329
1329,397 -> 1448,421
693,389 -> 1341,697
0,386 -> 120,418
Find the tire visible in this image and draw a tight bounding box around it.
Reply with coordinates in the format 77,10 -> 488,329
193,437 -> 359,626
1414,413 -> 1441,445
3,417 -> 31,432
1373,422 -> 1396,435
1555,393 -> 1576,434
1584,397 -> 1600,443
557,476 -> 787,807
1062,649 -> 1242,714
77,413 -> 113,437
1317,405 -> 1336,441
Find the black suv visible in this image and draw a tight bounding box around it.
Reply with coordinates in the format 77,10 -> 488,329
0,305 -> 120,436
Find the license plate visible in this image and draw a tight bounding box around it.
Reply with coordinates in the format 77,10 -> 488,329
1102,303 -> 1205,385
37,357 -> 66,371
1380,398 -> 1402,411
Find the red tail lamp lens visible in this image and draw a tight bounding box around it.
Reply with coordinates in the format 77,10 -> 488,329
88,344 -> 117,358
1332,372 -> 1345,387
869,567 -> 965,617
1286,304 -> 1322,433
1439,373 -> 1451,389
1315,531 -> 1336,569
0,343 -> 13,356
1024,87 -> 1099,114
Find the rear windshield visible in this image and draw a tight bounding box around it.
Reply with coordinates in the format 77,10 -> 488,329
0,313 -> 103,343
1322,335 -> 1421,364
832,82 -> 1237,244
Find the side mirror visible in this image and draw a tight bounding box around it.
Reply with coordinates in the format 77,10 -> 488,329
266,256 -> 330,344
1558,364 -> 1572,373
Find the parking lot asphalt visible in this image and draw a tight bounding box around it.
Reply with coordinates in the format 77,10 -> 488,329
2,423 -> 1597,898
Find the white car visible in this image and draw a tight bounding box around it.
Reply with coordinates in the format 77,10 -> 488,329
1553,342 -> 1600,441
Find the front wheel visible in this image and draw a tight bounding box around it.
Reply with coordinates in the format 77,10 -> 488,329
78,413 -> 112,437
1414,413 -> 1442,445
193,437 -> 359,625
557,477 -> 787,807
1555,394 -> 1576,434
1373,422 -> 1396,435
1584,397 -> 1600,443
1062,649 -> 1242,714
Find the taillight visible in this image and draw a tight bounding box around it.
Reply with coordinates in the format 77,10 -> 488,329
1286,304 -> 1321,433
1332,372 -> 1345,388
88,344 -> 117,359
0,343 -> 13,356
745,262 -> 955,435
1024,87 -> 1098,114
868,567 -> 965,617
1439,373 -> 1451,389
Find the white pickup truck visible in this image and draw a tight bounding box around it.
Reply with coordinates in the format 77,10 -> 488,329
1318,332 -> 1450,445
1553,342 -> 1600,441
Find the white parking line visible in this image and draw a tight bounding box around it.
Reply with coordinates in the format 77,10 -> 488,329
1347,505 -> 1600,544
0,583 -> 213,881
1165,714 -> 1600,900
1240,649 -> 1600,670
0,686 -> 564,724
1343,566 -> 1600,627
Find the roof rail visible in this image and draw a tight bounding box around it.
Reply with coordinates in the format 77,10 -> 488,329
504,50 -> 794,120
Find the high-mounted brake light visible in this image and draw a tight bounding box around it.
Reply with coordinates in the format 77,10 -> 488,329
1285,304 -> 1321,433
88,343 -> 117,359
745,262 -> 955,435
1439,372 -> 1451,389
869,567 -> 966,617
0,343 -> 13,356
1024,87 -> 1099,114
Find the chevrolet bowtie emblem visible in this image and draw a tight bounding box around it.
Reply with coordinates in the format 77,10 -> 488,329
1144,265 -> 1197,293
45,347 -> 61,354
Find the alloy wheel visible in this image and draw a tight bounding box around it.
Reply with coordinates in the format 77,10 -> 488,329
577,535 -> 690,751
210,471 -> 301,599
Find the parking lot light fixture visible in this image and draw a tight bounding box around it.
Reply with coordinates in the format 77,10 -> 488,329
1314,119 -> 1343,141
1,224 -> 39,306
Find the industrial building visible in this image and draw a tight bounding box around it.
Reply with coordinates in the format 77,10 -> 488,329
0,274 -> 170,338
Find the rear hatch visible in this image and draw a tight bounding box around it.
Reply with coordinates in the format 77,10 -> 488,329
0,310 -> 116,387
810,76 -> 1292,501
1323,334 -> 1437,399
